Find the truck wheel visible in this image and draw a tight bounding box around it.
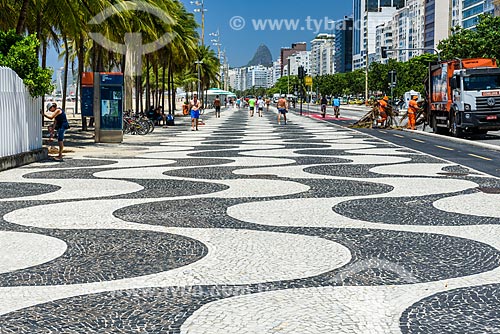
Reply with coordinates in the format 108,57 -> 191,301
450,112 -> 463,138
432,115 -> 447,135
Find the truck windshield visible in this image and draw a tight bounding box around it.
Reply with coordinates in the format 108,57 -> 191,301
463,75 -> 500,91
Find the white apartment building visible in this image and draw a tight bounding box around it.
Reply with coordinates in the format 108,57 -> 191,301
245,65 -> 271,90
374,21 -> 393,64
228,68 -> 238,92
310,34 -> 335,76
270,59 -> 282,86
287,51 -> 311,76
228,67 -> 247,92
424,0 -> 451,51
319,37 -> 336,75
391,0 -> 425,62
353,0 -> 403,69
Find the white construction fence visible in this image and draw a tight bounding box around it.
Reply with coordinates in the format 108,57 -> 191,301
0,66 -> 42,158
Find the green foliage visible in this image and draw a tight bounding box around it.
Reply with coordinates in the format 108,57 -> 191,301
267,76 -> 300,95
0,30 -> 53,97
393,53 -> 437,97
438,14 -> 500,60
312,70 -> 364,97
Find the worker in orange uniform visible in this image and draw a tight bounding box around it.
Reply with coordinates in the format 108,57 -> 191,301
407,95 -> 419,130
377,96 -> 389,127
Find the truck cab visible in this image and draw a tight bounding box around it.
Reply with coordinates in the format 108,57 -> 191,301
429,58 -> 500,136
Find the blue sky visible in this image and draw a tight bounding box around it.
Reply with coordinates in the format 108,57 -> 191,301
180,0 -> 353,67
46,1 -> 353,72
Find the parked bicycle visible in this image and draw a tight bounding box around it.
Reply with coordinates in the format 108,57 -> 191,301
122,110 -> 154,135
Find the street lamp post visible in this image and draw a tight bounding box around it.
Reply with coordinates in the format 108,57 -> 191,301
210,30 -> 222,89
195,60 -> 203,99
191,0 -> 206,46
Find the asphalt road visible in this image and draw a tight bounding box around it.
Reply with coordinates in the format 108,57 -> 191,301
290,104 -> 500,177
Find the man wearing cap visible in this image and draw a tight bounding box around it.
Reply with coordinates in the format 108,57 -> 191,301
41,103 -> 69,161
408,95 -> 419,130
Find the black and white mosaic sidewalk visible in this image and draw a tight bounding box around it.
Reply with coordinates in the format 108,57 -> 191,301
0,108 -> 499,333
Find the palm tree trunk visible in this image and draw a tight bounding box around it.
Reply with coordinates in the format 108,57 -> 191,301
78,35 -> 86,131
155,62 -> 159,108
161,58 -> 166,111
170,64 -> 175,113
135,75 -> 141,113
62,36 -> 69,111
16,0 -> 30,34
167,60 -> 172,115
123,54 -> 133,112
145,55 -> 150,109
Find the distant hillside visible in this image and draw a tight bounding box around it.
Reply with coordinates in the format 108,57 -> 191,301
247,44 -> 273,67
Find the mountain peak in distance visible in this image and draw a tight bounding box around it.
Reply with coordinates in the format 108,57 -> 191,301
247,44 -> 273,67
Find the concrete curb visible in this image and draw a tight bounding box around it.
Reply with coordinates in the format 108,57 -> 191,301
0,148 -> 48,171
402,128 -> 500,152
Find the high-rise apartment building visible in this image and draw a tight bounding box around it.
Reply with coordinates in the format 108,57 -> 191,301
335,16 -> 353,73
280,42 -> 307,76
310,34 -> 334,76
353,0 -> 405,69
389,0 -> 425,61
451,0 -> 495,29
287,51 -> 311,76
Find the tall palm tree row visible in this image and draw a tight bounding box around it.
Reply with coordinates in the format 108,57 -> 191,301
0,0 -> 221,115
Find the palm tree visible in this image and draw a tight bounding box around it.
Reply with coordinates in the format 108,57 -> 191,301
196,45 -> 220,107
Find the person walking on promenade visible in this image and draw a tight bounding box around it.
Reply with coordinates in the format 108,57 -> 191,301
190,94 -> 201,131
277,96 -> 288,125
248,96 -> 256,117
41,102 -> 69,161
214,95 -> 222,118
265,97 -> 271,112
407,95 -> 419,130
236,97 -> 241,109
257,96 -> 265,117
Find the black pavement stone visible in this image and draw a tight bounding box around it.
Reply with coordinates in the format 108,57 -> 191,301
400,284 -> 500,334
0,229 -> 207,286
333,189 -> 500,226
0,183 -> 60,199
114,198 -> 500,285
23,158 -> 118,169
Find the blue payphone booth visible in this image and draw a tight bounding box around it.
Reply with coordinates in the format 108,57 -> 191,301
94,72 -> 124,143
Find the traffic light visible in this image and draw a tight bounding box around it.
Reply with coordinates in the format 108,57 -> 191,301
298,66 -> 305,79
381,46 -> 388,59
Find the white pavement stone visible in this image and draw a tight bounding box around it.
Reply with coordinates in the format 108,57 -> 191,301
0,227 -> 351,315
0,232 -> 67,274
433,192 -> 500,218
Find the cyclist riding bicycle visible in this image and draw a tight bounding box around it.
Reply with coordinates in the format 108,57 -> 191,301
333,96 -> 341,118
320,96 -> 328,118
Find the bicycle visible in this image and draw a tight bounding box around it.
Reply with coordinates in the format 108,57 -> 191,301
321,104 -> 327,118
333,106 -> 340,118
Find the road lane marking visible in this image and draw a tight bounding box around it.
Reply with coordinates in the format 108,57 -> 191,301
435,145 -> 455,151
393,134 -> 405,138
468,154 -> 492,161
379,130 -> 387,134
412,139 -> 425,143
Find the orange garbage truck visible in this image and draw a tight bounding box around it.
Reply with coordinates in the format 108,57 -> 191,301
427,58 -> 500,137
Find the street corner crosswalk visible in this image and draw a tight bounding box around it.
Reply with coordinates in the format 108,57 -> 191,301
0,108 -> 499,333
